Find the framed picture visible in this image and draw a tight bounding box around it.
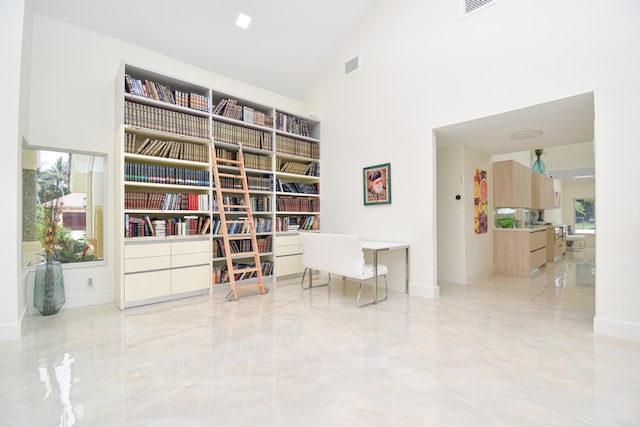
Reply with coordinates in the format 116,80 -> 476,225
363,163 -> 391,205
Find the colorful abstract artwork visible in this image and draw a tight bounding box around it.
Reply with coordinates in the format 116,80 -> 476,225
474,168 -> 488,234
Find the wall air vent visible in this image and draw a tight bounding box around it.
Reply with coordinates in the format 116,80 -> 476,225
343,54 -> 361,77
461,0 -> 497,18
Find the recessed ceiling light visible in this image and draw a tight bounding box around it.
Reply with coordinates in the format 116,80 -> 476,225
510,130 -> 544,140
236,13 -> 251,29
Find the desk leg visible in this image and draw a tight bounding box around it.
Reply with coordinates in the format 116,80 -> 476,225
374,250 -> 378,304
405,247 -> 409,294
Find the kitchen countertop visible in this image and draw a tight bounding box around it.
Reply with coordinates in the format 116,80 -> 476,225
494,225 -> 551,232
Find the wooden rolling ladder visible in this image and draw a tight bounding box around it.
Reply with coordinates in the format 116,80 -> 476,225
212,145 -> 266,301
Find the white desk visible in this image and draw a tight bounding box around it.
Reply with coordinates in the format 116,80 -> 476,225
360,240 -> 410,305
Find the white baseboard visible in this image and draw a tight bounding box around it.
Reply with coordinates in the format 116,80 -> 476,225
594,316 -> 640,342
0,322 -> 22,342
27,290 -> 114,315
410,282 -> 440,298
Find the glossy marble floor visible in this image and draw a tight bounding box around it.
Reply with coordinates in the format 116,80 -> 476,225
2,249 -> 640,426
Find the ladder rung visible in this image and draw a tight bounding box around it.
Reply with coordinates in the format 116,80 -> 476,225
222,205 -> 249,210
217,173 -> 242,179
234,283 -> 265,291
227,234 -> 251,239
230,251 -> 258,258
231,266 -> 261,274
217,189 -> 246,194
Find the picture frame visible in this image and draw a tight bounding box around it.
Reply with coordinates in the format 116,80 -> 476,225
363,163 -> 391,205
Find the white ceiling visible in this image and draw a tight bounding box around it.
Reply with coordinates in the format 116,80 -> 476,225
435,92 -> 595,180
32,1 -> 595,179
32,0 -> 380,101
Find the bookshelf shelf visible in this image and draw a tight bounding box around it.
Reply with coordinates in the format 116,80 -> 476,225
116,63 -> 320,307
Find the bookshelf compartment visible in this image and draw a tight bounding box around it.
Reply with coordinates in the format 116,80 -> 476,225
124,64 -> 210,112
211,91 -> 274,128
213,120 -> 273,151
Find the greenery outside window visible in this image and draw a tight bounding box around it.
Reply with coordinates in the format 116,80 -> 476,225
23,149 -> 105,267
574,198 -> 595,234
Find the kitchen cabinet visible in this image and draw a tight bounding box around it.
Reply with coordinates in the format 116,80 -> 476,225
493,160 -> 532,208
494,228 -> 547,276
531,174 -> 555,209
546,225 -> 566,262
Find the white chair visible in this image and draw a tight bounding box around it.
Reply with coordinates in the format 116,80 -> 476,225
299,232 -> 389,307
566,226 -> 586,250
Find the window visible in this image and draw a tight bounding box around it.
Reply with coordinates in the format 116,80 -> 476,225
22,149 -> 105,267
574,198 -> 595,234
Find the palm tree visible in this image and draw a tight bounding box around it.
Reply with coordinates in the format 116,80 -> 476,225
37,155 -> 70,204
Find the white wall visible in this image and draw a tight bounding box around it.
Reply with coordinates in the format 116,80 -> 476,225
0,0 -> 30,341
464,146 -> 494,283
305,0 -> 640,340
436,145 -> 466,283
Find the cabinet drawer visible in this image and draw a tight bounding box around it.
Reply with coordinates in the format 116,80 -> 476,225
125,270 -> 171,301
172,239 -> 209,255
276,244 -> 302,256
172,252 -> 209,268
277,254 -> 303,276
125,242 -> 171,259
276,235 -> 300,247
530,230 -> 547,251
530,247 -> 546,270
171,265 -> 210,294
125,256 -> 171,273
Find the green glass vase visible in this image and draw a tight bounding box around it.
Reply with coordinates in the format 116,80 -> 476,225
532,157 -> 546,174
34,260 -> 65,316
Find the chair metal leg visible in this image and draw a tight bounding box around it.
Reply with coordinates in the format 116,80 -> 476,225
357,274 -> 388,308
300,268 -> 331,290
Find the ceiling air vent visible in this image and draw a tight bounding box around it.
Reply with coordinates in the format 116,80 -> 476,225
461,0 -> 497,18
343,54 -> 361,77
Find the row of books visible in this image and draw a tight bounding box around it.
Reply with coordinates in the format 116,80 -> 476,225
275,112 -> 310,137
126,134 -> 208,163
212,237 -> 272,257
277,161 -> 319,176
276,134 -> 319,159
213,196 -> 271,212
124,163 -> 210,187
175,90 -> 208,112
212,98 -> 274,127
125,101 -> 209,139
215,175 -> 272,192
212,261 -> 274,285
276,197 -> 320,212
275,180 -> 318,195
125,214 -> 209,237
213,121 -> 273,150
125,74 -> 209,112
244,153 -> 272,171
275,215 -> 319,232
125,191 -> 210,211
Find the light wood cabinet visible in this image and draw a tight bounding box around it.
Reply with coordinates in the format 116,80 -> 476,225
493,160 -> 532,208
546,226 -> 566,262
531,174 -> 555,209
494,228 -> 547,276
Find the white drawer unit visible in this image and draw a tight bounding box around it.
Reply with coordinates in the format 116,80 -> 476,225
275,234 -> 304,276
124,238 -> 211,307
